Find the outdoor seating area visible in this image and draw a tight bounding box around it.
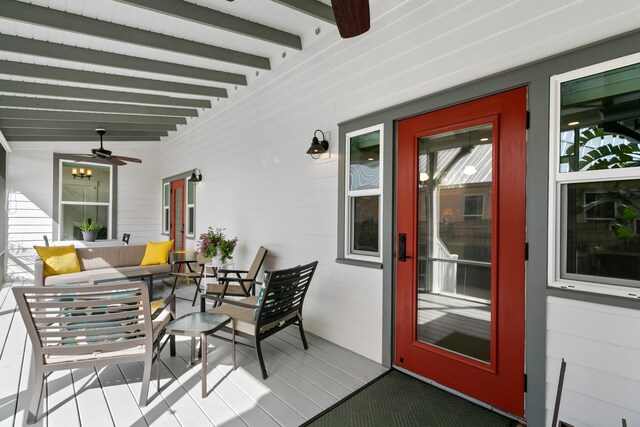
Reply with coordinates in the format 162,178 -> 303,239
0,275 -> 387,426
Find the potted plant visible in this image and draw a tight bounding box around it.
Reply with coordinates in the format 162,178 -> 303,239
74,218 -> 102,242
198,227 -> 238,264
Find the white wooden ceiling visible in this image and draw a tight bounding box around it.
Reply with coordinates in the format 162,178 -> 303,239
0,0 -> 346,143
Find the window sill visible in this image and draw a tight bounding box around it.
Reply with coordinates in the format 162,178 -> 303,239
335,257 -> 383,269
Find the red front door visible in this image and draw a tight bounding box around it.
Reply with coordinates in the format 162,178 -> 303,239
170,179 -> 185,251
395,88 -> 527,417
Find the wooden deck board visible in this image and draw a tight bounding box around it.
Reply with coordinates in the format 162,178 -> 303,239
186,339 -> 307,427
46,370 -> 80,427
0,280 -> 386,426
159,341 -> 246,427
71,368 -> 114,427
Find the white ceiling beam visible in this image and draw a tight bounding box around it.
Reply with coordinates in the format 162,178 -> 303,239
0,129 -> 11,152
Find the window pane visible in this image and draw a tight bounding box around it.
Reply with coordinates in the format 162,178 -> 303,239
187,207 -> 194,234
61,205 -> 109,240
559,63 -> 640,173
349,130 -> 380,191
463,195 -> 485,220
187,181 -> 195,205
351,196 -> 379,253
164,208 -> 169,232
61,162 -> 110,203
164,184 -> 170,207
417,123 -> 493,363
561,179 -> 640,283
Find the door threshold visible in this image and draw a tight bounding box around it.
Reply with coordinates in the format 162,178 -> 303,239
393,365 -> 526,425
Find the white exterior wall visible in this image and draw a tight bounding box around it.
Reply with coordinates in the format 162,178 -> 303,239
6,141 -> 161,279
546,297 -> 640,426
2,0 -> 640,421
159,0 -> 640,367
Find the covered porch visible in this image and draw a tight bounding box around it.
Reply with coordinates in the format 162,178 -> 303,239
0,279 -> 387,426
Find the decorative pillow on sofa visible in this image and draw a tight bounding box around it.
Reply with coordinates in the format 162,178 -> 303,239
140,240 -> 173,266
34,245 -> 81,276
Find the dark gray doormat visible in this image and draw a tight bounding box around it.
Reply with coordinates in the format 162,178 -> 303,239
302,369 -> 518,427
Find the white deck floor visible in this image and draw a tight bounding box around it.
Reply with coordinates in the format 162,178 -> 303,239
0,279 -> 386,427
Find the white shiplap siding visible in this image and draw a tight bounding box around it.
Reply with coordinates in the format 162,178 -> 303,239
157,1 -> 640,364
546,296 -> 640,426
6,141 -> 162,278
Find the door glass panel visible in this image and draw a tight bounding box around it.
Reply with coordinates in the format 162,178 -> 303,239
416,123 -> 493,363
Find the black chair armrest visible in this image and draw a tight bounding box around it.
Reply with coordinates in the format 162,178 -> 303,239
217,276 -> 256,284
216,268 -> 248,275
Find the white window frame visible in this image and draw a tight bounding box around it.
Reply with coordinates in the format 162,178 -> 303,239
344,123 -> 384,263
162,182 -> 170,235
185,179 -> 195,239
548,52 -> 640,299
58,159 -> 113,240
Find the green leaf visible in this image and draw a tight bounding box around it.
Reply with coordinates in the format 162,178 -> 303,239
578,143 -> 640,170
611,223 -> 636,239
617,204 -> 639,220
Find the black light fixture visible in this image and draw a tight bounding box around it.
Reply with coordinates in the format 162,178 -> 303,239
189,168 -> 202,182
306,129 -> 329,159
71,167 -> 92,180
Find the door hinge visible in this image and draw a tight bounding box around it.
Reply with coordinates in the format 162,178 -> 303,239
524,373 -> 527,392
526,111 -> 530,129
525,242 -> 529,261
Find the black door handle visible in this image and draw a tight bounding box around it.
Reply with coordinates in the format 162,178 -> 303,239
398,233 -> 412,261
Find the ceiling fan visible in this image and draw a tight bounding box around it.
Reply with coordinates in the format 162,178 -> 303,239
331,0 -> 370,39
74,128 -> 142,166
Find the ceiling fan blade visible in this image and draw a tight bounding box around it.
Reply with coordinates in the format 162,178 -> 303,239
105,157 -> 127,166
112,155 -> 142,163
72,154 -> 98,158
331,0 -> 370,39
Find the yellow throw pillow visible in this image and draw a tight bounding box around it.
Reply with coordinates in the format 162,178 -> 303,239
34,245 -> 81,276
140,240 -> 173,266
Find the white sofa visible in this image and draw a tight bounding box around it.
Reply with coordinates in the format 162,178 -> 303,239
34,244 -> 172,286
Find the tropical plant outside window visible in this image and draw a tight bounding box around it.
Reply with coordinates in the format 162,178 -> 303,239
555,59 -> 640,289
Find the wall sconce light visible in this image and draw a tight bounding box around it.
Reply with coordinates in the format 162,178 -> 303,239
71,167 -> 92,180
306,129 -> 329,159
188,168 -> 203,182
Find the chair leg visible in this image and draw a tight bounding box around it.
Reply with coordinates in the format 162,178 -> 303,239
255,338 -> 268,379
139,359 -> 153,406
170,335 -> 176,357
27,365 -> 45,424
170,276 -> 178,295
191,278 -> 200,306
298,321 -> 309,350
